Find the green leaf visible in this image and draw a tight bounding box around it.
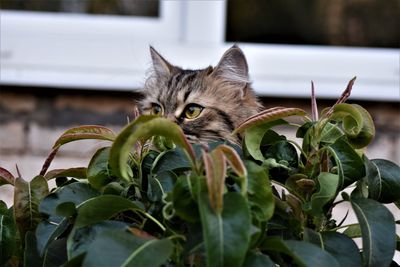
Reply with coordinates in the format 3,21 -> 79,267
62,254 -> 85,267
53,125 -> 115,148
243,251 -> 275,267
304,172 -> 339,216
44,167 -> 87,180
343,224 -> 362,238
67,221 -> 128,258
330,103 -> 375,149
0,167 -> 15,186
198,191 -> 251,267
14,176 -> 49,242
24,231 -> 44,267
39,182 -> 99,220
246,161 -> 274,222
319,122 -> 344,144
109,115 -> 195,182
0,201 -> 17,266
296,121 -> 315,138
24,232 -> 68,267
172,175 -> 199,222
261,237 -> 340,267
244,119 -> 288,161
36,219 -> 69,256
37,182 -> 99,255
366,159 -> 400,203
304,228 -> 361,266
350,197 -> 396,266
75,195 -> 144,228
328,137 -> 365,189
264,140 -> 298,168
151,148 -> 191,175
87,147 -> 113,190
82,229 -> 173,267
42,238 -> 68,267
102,182 -> 124,195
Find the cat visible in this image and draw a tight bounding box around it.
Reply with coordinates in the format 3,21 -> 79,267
139,45 -> 263,145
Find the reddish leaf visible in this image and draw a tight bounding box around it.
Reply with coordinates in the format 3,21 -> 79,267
44,167 -> 87,180
217,145 -> 247,178
202,149 -> 226,214
53,125 -> 115,149
0,167 -> 15,186
234,107 -> 306,133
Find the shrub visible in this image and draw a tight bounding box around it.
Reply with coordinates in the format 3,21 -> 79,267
1,79 -> 399,267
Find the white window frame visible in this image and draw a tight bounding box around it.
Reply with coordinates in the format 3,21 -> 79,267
1,0 -> 399,101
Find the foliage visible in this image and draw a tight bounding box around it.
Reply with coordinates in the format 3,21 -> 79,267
1,79 -> 399,267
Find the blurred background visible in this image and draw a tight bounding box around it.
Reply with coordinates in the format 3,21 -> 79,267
0,0 -> 399,227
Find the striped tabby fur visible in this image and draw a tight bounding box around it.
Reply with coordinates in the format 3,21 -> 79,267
140,45 -> 262,145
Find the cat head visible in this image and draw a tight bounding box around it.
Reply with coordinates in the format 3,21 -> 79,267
139,45 -> 262,145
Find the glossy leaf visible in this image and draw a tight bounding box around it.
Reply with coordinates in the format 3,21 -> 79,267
82,229 -> 173,267
350,197 -> 396,266
304,228 -> 361,266
304,172 -> 339,215
327,137 -> 365,189
24,231 -> 67,267
37,182 -> 99,255
39,182 -> 99,219
234,107 -> 306,133
366,159 -> 400,203
44,167 -> 87,181
43,238 -> 68,267
36,219 -> 69,256
151,148 -> 191,175
172,175 -> 199,222
261,237 -> 340,267
0,167 -> 15,186
264,140 -> 298,168
198,191 -> 251,267
319,122 -> 344,144
109,115 -> 195,182
75,195 -> 144,228
243,251 -> 275,267
343,224 -> 362,238
246,161 -> 274,222
24,231 -> 44,267
67,221 -> 128,258
244,119 -> 288,161
329,104 -> 375,149
87,147 -> 113,190
53,125 -> 115,148
0,201 -> 17,266
25,236 -> 68,267
14,176 -> 49,241
62,254 -> 85,267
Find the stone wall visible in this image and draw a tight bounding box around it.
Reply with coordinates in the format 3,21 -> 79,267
0,86 -> 399,206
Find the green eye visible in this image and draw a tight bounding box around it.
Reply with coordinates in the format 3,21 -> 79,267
184,104 -> 203,119
150,104 -> 162,115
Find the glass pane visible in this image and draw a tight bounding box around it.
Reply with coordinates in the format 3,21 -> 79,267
226,0 -> 399,48
0,0 -> 159,17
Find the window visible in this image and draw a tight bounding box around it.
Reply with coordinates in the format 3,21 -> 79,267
1,0 -> 398,100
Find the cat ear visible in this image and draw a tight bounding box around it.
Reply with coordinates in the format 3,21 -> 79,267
212,45 -> 249,85
149,46 -> 174,77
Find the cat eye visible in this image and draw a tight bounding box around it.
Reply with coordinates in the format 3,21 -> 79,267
150,104 -> 163,116
184,104 -> 203,119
